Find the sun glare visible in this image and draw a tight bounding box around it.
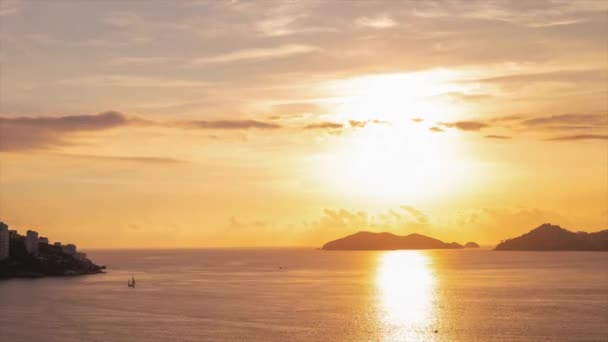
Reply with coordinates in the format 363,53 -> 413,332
330,69 -> 468,122
316,70 -> 476,202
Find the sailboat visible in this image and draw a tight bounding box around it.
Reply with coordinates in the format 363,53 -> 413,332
128,276 -> 136,288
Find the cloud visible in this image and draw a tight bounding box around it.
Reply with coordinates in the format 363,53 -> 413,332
412,118 -> 424,123
105,56 -> 174,66
0,112 -> 283,152
439,120 -> 488,131
400,205 -> 430,227
0,0 -> 19,16
348,119 -> 387,128
229,216 -> 267,230
0,111 -> 130,151
55,153 -> 187,164
179,119 -> 281,130
521,113 -> 608,130
490,115 -> 523,123
267,102 -> 322,121
545,134 -> 608,141
304,122 -> 343,130
468,69 -> 606,85
191,44 -> 319,65
356,15 -> 397,29
437,91 -> 492,102
60,75 -> 208,88
485,135 -> 512,139
429,126 -> 444,132
349,120 -> 367,128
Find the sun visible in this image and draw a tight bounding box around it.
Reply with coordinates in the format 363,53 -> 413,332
315,70 -> 476,202
329,69 -> 468,122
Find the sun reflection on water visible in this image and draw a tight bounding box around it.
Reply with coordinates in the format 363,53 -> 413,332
376,251 -> 438,341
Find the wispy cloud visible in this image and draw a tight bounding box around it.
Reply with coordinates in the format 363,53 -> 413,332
465,69 -> 606,85
304,122 -> 343,130
191,44 -> 319,65
55,153 -> 187,164
356,15 -> 397,29
105,56 -> 174,66
439,120 -> 488,131
429,126 -> 444,133
0,111 -> 130,151
0,111 -> 286,151
485,134 -> 512,139
521,113 -> 608,130
178,119 -> 281,130
546,134 -> 608,141
348,119 -> 388,128
59,75 -> 208,88
0,0 -> 19,16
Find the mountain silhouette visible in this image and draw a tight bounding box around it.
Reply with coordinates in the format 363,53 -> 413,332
321,231 -> 465,250
495,223 -> 608,251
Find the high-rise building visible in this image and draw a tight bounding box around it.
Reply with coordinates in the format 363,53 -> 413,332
25,230 -> 39,255
62,244 -> 76,255
39,237 -> 49,244
73,252 -> 87,262
0,222 -> 9,261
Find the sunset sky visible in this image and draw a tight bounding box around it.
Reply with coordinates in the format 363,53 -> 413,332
0,0 -> 606,247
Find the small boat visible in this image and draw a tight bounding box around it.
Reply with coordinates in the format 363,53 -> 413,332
128,276 -> 135,288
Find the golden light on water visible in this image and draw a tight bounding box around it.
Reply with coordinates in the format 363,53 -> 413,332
376,251 -> 438,341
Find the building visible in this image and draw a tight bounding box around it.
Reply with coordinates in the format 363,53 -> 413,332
73,252 -> 87,262
54,242 -> 62,247
62,244 -> 76,255
25,230 -> 39,255
39,237 -> 49,244
9,230 -> 18,239
0,223 -> 9,261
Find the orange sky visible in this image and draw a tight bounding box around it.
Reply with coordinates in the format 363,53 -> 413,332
0,1 -> 606,247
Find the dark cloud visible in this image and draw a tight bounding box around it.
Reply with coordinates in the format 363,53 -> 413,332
485,135 -> 512,139
546,134 -> 608,141
429,126 -> 444,132
304,122 -> 344,130
1,111 -> 127,131
0,111 -> 283,151
439,120 -> 488,131
180,119 -> 281,130
0,111 -> 130,151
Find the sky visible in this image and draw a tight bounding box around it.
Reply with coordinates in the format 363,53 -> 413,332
0,0 -> 606,248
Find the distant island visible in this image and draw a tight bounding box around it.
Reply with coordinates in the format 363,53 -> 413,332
0,222 -> 105,279
322,231 -> 470,250
496,223 -> 608,251
464,242 -> 480,248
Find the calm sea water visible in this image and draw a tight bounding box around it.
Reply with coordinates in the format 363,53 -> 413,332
0,249 -> 607,341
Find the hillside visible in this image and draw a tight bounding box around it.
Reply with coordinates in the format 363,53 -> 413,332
495,223 -> 608,251
322,231 -> 465,250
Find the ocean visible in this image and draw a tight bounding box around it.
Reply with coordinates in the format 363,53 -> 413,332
0,249 -> 606,341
